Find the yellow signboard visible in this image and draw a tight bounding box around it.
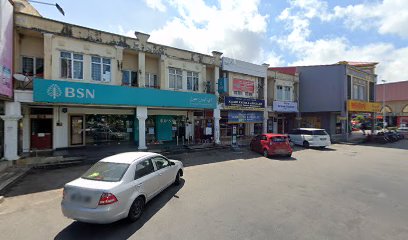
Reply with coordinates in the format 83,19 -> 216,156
347,100 -> 381,112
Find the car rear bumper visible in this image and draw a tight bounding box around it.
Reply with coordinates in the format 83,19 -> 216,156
268,148 -> 292,155
309,140 -> 331,147
61,202 -> 127,224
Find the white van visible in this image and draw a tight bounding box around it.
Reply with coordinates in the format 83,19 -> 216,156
288,128 -> 331,148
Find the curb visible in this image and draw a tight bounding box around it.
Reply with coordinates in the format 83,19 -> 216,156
0,167 -> 31,195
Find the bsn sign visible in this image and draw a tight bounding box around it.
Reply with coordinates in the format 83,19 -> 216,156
47,84 -> 95,99
65,87 -> 95,99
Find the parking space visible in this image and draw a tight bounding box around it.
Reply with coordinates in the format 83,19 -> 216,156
1,142 -> 408,240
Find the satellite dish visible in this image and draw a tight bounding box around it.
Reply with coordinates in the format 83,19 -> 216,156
13,74 -> 29,82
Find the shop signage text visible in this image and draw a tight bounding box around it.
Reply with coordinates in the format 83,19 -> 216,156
228,111 -> 263,123
273,101 -> 298,112
34,79 -> 216,109
224,96 -> 264,110
347,100 -> 381,112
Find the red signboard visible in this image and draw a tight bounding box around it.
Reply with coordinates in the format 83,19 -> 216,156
232,79 -> 254,93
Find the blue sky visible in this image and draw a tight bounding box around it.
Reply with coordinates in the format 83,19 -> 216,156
31,0 -> 408,82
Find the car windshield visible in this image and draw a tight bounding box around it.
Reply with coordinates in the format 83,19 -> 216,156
312,130 -> 328,135
81,162 -> 130,182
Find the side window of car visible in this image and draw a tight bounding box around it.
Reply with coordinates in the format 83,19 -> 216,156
300,130 -> 309,135
152,157 -> 170,170
134,159 -> 155,180
261,135 -> 267,140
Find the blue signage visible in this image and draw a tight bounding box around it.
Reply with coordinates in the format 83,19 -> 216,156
218,77 -> 228,94
33,79 -> 216,109
225,96 -> 264,110
228,111 -> 263,123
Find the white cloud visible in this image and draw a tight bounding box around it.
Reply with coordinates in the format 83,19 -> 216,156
147,0 -> 276,64
275,0 -> 408,82
333,0 -> 408,38
144,0 -> 167,12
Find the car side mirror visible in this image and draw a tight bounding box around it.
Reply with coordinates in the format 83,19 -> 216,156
170,161 -> 175,166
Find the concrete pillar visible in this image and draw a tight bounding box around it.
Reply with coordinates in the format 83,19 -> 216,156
214,108 -> 221,144
138,52 -> 146,87
43,33 -> 53,79
115,46 -> 124,85
159,54 -> 166,89
137,107 -> 147,150
22,106 -> 30,153
262,64 -> 269,133
1,102 -> 22,160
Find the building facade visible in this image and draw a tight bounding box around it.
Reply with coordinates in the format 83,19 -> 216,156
218,57 -> 268,145
275,62 -> 379,139
267,67 -> 300,134
376,80 -> 408,127
2,11 -> 223,160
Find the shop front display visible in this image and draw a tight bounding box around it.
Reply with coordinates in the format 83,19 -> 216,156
84,114 -> 133,145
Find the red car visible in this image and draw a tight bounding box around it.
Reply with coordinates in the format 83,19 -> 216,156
250,134 -> 293,157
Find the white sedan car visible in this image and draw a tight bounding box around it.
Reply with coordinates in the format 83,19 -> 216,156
61,152 -> 183,224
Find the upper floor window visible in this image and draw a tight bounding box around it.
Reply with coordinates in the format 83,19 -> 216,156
276,85 -> 292,101
60,51 -> 83,80
145,73 -> 158,88
187,71 -> 199,91
122,70 -> 137,87
233,91 -> 243,96
169,67 -> 182,89
22,56 -> 43,76
91,56 -> 111,82
245,92 -> 253,97
352,79 -> 367,101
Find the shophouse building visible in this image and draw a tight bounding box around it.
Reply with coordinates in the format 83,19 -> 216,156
376,80 -> 408,127
273,62 -> 380,140
218,57 -> 268,145
267,67 -> 300,134
2,10 -> 223,160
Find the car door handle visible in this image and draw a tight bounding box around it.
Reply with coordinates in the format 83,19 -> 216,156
159,173 -> 163,176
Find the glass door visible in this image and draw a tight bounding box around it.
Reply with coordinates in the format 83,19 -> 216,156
70,115 -> 84,145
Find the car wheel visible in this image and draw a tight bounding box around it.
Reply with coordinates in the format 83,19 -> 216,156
174,170 -> 181,186
263,149 -> 269,158
303,141 -> 310,148
319,146 -> 326,149
128,196 -> 145,222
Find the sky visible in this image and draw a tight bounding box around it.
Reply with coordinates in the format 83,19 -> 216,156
31,0 -> 408,83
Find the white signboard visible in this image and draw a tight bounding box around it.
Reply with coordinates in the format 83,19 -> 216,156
273,101 -> 298,112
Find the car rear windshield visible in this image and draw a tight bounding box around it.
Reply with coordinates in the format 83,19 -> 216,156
81,162 -> 130,182
312,130 -> 328,135
272,136 -> 287,142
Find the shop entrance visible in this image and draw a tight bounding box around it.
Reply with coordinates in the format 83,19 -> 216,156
70,115 -> 84,146
30,108 -> 53,150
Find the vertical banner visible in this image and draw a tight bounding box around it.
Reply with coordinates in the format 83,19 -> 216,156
0,0 -> 14,98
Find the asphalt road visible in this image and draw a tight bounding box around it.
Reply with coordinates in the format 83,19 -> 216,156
1,142 -> 408,240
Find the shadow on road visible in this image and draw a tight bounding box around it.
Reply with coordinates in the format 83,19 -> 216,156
54,179 -> 185,240
4,164 -> 92,198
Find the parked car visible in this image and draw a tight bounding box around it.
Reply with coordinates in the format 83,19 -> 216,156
250,134 -> 293,157
61,152 -> 183,224
288,128 -> 331,148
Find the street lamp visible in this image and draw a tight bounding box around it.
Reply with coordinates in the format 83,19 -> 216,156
381,79 -> 386,131
28,0 -> 65,16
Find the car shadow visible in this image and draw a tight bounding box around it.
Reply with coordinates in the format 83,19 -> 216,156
268,156 -> 297,161
54,179 -> 185,240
